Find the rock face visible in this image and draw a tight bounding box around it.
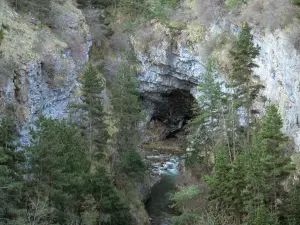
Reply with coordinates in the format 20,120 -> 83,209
253,30 -> 300,150
134,34 -> 205,100
0,1 -> 91,144
133,21 -> 300,150
132,27 -> 203,139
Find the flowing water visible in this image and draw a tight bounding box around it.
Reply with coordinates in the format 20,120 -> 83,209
145,152 -> 181,225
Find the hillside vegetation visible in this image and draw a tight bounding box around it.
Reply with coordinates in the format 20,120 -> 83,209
1,0 -> 300,224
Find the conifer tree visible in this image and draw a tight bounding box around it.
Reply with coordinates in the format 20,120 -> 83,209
253,204 -> 272,225
211,152 -> 246,224
0,114 -> 25,223
85,165 -> 132,225
110,59 -> 146,181
242,105 -> 294,214
258,105 -> 294,209
26,116 -> 90,224
284,182 -> 300,225
229,22 -> 262,139
74,63 -> 109,161
208,149 -> 231,208
187,59 -> 228,168
110,62 -> 141,152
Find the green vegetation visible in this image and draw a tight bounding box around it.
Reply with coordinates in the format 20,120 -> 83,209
0,29 -> 4,46
291,0 -> 300,5
110,59 -> 146,182
0,113 -> 25,224
171,23 -> 298,225
229,22 -> 262,140
225,0 -> 247,8
76,0 -> 116,8
77,0 -> 178,22
7,0 -> 51,20
110,61 -> 142,151
72,64 -> 109,161
0,58 -> 145,224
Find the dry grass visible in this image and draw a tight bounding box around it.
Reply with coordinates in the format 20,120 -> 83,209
172,0 -> 224,26
132,22 -> 172,54
237,0 -> 298,30
210,31 -> 236,73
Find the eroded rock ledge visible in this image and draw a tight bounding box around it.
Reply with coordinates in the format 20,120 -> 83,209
133,20 -> 300,151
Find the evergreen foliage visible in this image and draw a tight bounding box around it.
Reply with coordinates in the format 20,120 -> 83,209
0,115 -> 25,223
206,105 -> 293,224
181,25 -> 294,225
76,0 -> 116,8
0,29 -> 4,46
25,116 -> 132,224
169,185 -> 201,225
73,63 -> 109,161
7,0 -> 52,20
84,165 -> 132,225
110,60 -> 146,181
26,116 -> 90,223
121,149 -> 146,181
290,0 -> 300,4
110,62 -> 141,152
284,182 -> 300,225
253,204 -> 272,225
229,22 -> 262,131
186,59 -> 226,169
254,105 -> 293,208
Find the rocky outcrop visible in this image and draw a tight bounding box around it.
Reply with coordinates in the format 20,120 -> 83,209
0,0 -> 90,144
133,20 -> 300,150
253,30 -> 300,150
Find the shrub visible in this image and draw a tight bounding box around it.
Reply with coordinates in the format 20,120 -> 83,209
291,0 -> 300,4
121,149 -> 146,180
0,29 -> 3,46
225,0 -> 247,8
7,0 -> 51,21
186,23 -> 206,44
238,0 -> 297,30
76,0 -> 115,8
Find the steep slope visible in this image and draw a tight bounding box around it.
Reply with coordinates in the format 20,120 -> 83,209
132,1 -> 300,150
0,0 -> 90,143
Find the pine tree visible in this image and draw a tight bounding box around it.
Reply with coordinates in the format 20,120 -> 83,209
110,60 -> 146,181
253,204 -> 271,225
229,22 -> 262,140
74,63 -> 109,161
85,165 -> 132,225
259,105 -> 294,209
284,182 -> 300,225
208,148 -> 231,209
8,0 -> 52,20
0,29 -> 4,46
243,105 -> 294,215
187,59 -> 228,169
26,116 -> 90,224
76,0 -> 116,8
209,148 -> 248,224
110,62 -> 142,152
0,115 -> 25,224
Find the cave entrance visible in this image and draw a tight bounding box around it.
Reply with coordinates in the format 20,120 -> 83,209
146,89 -> 195,142
143,89 -> 195,224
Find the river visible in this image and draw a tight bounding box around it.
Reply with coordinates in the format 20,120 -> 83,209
144,152 -> 181,225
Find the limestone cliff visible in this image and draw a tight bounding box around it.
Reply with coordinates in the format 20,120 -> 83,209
0,0 -> 90,144
132,17 -> 300,151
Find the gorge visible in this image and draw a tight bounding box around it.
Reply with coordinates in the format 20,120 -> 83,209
1,0 -> 300,224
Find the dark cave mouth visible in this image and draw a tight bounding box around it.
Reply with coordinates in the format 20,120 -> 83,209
146,89 -> 196,141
